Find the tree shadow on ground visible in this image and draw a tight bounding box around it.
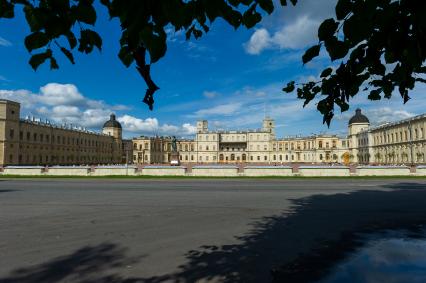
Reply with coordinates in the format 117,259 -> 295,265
142,182 -> 426,283
0,243 -> 143,283
1,182 -> 426,283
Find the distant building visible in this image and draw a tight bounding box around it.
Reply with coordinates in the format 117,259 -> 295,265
1,98 -> 424,166
132,109 -> 425,165
0,99 -> 124,166
132,117 -> 350,164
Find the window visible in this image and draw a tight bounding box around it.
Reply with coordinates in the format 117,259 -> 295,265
33,133 -> 37,141
27,132 -> 31,141
19,131 -> 23,140
264,156 -> 267,161
257,156 -> 260,161
9,129 -> 14,139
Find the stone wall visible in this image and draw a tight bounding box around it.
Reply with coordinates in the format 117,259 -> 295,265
92,166 -> 137,176
1,165 -> 425,177
141,166 -> 186,176
356,166 -> 411,176
244,166 -> 292,176
192,165 -> 239,177
47,166 -> 90,176
3,166 -> 44,175
298,166 -> 350,177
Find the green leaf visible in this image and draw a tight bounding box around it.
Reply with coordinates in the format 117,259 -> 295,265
50,56 -> 59,70
282,81 -> 295,93
335,0 -> 352,20
78,29 -> 102,54
65,31 -> 77,49
257,0 -> 274,14
320,67 -> 333,78
0,0 -> 14,18
325,37 -> 349,61
24,32 -> 49,52
118,46 -> 134,67
368,89 -> 382,100
302,44 -> 321,64
318,18 -> 338,41
29,50 -> 52,71
60,47 -> 75,64
73,2 -> 97,25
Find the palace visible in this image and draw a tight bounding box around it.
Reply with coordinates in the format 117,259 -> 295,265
132,109 -> 425,165
0,99 -> 128,166
1,98 -> 425,166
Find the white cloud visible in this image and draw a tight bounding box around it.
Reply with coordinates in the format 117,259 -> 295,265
0,36 -> 12,47
245,15 -> 320,54
0,83 -> 197,137
39,83 -> 84,106
244,28 -> 272,55
118,115 -> 196,136
203,91 -> 219,99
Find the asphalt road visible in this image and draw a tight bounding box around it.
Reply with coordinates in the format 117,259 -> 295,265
1,178 -> 426,283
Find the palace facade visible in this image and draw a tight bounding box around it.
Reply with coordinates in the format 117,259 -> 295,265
0,99 -> 126,166
133,118 -> 351,164
132,109 -> 425,165
1,98 -> 425,166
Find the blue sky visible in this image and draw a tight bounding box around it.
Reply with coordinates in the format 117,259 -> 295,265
1,0 -> 425,139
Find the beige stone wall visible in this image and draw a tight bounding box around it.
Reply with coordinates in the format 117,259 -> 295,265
356,166 -> 411,176
298,166 -> 350,176
141,166 -> 186,176
3,166 -> 44,175
192,165 -> 239,176
92,166 -> 137,176
46,166 -> 90,176
244,166 -> 292,176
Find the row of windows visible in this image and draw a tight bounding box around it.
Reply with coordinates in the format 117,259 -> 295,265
9,154 -> 114,164
374,127 -> 424,145
10,129 -> 112,148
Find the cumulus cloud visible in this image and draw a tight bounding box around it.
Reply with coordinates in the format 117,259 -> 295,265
118,115 -> 196,136
245,15 -> 320,54
244,28 -> 272,55
0,36 -> 12,47
0,83 -> 197,137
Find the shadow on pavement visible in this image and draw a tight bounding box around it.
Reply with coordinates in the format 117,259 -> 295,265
0,243 -> 142,283
1,182 -> 426,283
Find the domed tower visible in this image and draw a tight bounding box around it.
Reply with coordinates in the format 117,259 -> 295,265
348,109 -> 370,163
103,114 -> 122,139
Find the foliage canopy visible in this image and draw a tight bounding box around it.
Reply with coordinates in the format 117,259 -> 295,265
1,0 -> 425,125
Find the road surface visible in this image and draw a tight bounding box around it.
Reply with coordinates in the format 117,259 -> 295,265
1,178 -> 426,282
